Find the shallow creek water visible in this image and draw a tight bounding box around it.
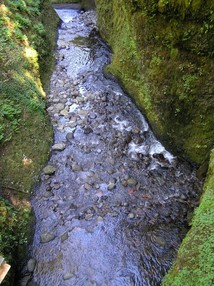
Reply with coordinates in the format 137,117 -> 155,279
26,6 -> 201,286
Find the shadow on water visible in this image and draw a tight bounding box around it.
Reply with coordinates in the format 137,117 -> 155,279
20,7 -> 202,286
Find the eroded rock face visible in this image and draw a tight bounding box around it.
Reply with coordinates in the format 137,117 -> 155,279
28,8 -> 202,286
96,0 -> 214,166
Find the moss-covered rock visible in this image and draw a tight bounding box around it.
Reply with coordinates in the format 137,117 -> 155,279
96,0 -> 214,166
162,148 -> 214,286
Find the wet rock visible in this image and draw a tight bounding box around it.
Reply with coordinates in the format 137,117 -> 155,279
68,122 -> 77,128
84,126 -> 93,134
61,232 -> 69,242
107,182 -> 115,191
40,233 -> 56,243
78,110 -> 88,116
84,183 -> 92,190
52,143 -> 66,151
154,236 -> 166,247
97,216 -> 103,222
43,191 -> 52,198
60,109 -> 69,116
20,274 -> 31,286
128,213 -> 135,219
121,180 -> 128,187
27,259 -> 36,272
66,132 -> 74,141
43,165 -> 56,175
127,178 -> 137,186
53,182 -> 60,190
85,213 -> 94,220
72,163 -> 82,171
63,272 -> 74,280
111,211 -> 119,217
54,103 -> 65,112
89,112 -> 97,119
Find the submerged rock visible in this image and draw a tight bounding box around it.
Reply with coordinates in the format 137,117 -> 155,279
52,143 -> 66,151
27,258 -> 36,272
43,165 -> 56,175
40,233 -> 56,243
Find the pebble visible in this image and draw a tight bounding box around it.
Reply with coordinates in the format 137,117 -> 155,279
128,213 -> 135,219
127,178 -> 137,186
40,233 -> 56,243
78,110 -> 88,116
111,211 -> 118,217
63,272 -> 74,280
84,126 -> 93,134
54,103 -> 65,112
121,180 -> 128,187
72,163 -> 82,171
66,132 -> 74,141
61,232 -> 69,242
60,109 -> 69,116
68,122 -> 77,128
43,165 -> 56,175
52,143 -> 66,151
89,112 -> 97,119
84,183 -> 92,190
97,216 -> 103,222
107,183 -> 115,191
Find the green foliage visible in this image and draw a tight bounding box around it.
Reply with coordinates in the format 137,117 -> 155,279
0,198 -> 32,262
34,23 -> 46,36
15,12 -> 32,28
0,99 -> 21,143
0,39 -> 23,80
0,0 -> 56,275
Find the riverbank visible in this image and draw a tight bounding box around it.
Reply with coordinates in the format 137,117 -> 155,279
95,1 -> 214,285
0,0 -> 59,284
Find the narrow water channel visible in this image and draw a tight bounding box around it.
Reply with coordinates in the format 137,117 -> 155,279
26,6 -> 201,286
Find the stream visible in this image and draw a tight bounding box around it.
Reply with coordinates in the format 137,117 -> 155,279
23,5 -> 201,286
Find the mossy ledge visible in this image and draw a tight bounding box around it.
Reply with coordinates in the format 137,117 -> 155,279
96,0 -> 214,167
0,0 -> 59,284
162,148 -> 214,286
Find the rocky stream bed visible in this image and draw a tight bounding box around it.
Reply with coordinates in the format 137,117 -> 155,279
20,6 -> 202,286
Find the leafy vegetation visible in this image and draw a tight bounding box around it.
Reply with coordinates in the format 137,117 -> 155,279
0,199 -> 32,263
0,0 -> 58,277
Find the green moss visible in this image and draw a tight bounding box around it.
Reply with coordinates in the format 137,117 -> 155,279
0,0 -> 57,279
96,0 -> 214,165
162,149 -> 214,286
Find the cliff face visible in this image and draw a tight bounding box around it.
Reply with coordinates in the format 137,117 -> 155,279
96,1 -> 214,284
96,0 -> 214,167
0,0 -> 58,283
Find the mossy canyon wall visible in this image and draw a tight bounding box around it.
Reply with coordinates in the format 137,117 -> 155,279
0,0 -> 59,283
95,1 -> 214,285
96,0 -> 214,168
